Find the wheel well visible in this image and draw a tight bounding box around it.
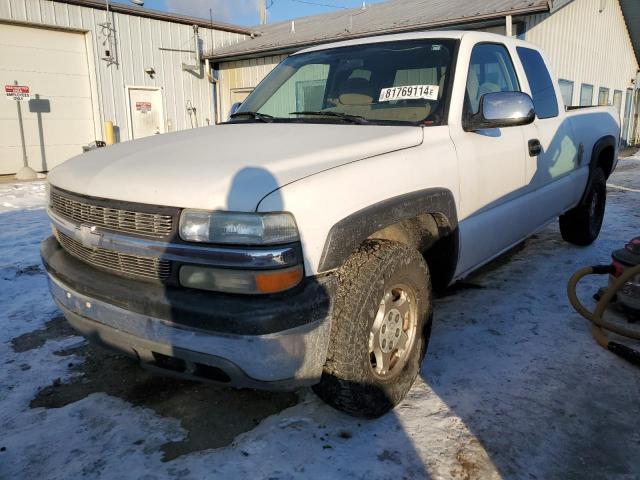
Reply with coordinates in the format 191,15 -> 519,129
367,212 -> 458,291
597,145 -> 615,178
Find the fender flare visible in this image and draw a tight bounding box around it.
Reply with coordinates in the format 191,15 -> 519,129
317,188 -> 459,273
578,135 -> 616,206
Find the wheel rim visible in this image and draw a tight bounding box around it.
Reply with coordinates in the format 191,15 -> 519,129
368,284 -> 418,379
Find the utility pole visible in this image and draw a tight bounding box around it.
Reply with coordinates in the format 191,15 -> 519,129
259,0 -> 267,25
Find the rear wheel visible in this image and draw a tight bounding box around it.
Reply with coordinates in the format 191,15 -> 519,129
313,240 -> 432,418
559,168 -> 606,246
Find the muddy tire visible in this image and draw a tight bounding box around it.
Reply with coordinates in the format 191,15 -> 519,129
559,168 -> 606,246
312,240 -> 432,418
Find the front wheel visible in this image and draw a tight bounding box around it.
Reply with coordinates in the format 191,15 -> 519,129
559,168 -> 606,246
312,240 -> 432,418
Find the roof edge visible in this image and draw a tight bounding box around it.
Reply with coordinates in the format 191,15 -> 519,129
52,0 -> 254,35
205,2 -> 550,61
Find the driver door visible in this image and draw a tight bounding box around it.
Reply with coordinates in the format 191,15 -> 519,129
450,42 -> 529,277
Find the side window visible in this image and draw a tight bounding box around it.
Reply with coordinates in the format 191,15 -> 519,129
598,87 -> 610,106
558,79 -> 574,107
613,90 -> 623,114
580,84 -> 594,106
465,43 -> 520,116
516,47 -> 559,119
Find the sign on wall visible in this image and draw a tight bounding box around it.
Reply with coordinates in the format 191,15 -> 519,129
5,85 -> 30,101
135,101 -> 152,113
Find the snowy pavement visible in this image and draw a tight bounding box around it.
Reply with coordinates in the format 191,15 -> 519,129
1,154 -> 639,480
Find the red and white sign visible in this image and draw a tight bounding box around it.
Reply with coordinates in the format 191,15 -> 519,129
5,85 -> 30,101
135,101 -> 152,113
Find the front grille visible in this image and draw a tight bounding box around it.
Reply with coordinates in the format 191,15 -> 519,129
50,189 -> 173,239
55,230 -> 171,282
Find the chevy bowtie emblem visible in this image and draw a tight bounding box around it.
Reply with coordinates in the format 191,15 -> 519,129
75,225 -> 102,249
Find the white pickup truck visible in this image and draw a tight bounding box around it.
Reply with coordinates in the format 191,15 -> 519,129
42,31 -> 620,417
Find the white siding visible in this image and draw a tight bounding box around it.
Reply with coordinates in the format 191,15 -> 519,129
0,0 -> 247,147
523,0 -> 638,112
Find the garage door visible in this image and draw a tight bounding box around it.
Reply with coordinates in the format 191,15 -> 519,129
0,23 -> 95,174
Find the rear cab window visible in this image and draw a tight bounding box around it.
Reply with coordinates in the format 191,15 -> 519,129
516,47 -> 559,119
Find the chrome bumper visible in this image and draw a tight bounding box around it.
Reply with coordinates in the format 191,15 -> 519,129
48,274 -> 332,389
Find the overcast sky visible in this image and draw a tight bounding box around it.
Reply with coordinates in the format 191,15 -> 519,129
114,0 -> 387,26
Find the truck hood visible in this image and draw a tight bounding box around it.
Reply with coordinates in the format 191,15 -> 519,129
48,123 -> 423,211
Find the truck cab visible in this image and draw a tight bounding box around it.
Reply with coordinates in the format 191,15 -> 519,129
42,31 -> 620,417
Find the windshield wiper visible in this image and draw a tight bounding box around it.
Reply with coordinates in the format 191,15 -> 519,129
230,111 -> 274,123
290,111 -> 369,125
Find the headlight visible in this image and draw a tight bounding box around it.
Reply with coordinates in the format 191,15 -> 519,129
179,210 -> 299,244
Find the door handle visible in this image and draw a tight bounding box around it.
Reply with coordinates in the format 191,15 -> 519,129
528,139 -> 542,157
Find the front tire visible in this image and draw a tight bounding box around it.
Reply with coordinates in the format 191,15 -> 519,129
313,240 -> 432,418
559,168 -> 606,246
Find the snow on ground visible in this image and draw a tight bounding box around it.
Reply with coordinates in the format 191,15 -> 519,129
1,155 -> 639,480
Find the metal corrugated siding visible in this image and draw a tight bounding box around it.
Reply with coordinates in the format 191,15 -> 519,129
523,0 -> 638,107
0,0 -> 248,142
206,0 -> 549,60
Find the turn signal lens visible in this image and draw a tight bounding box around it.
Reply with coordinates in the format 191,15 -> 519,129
179,265 -> 303,294
255,267 -> 304,294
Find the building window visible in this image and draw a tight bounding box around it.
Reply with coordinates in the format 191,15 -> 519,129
613,90 -> 623,115
579,84 -> 594,106
598,87 -> 610,106
516,47 -> 559,118
558,79 -> 574,107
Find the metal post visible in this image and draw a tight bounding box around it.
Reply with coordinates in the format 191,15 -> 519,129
14,81 -> 28,168
259,0 -> 267,24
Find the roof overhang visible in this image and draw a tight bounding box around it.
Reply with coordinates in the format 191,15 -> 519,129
619,0 -> 640,66
205,1 -> 549,62
51,0 -> 253,35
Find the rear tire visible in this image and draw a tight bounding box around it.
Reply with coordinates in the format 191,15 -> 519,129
313,240 -> 432,418
559,168 -> 606,246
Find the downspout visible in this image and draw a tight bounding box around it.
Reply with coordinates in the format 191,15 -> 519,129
205,58 -> 221,124
505,15 -> 513,37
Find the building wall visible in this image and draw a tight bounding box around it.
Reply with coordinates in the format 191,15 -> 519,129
0,0 -> 248,146
523,0 -> 638,142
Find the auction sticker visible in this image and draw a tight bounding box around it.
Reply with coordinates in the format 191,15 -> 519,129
379,85 -> 439,102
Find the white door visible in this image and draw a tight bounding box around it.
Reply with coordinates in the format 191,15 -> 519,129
128,87 -> 164,139
451,43 -> 529,276
0,23 -> 95,174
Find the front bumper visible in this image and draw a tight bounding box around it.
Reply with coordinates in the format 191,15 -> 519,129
41,236 -> 336,390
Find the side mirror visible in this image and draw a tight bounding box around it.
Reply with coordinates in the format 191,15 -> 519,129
229,102 -> 242,118
465,91 -> 535,131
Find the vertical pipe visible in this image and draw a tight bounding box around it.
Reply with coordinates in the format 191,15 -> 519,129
505,15 -> 513,37
14,80 -> 28,168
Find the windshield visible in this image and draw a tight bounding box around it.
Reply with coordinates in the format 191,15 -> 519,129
233,39 -> 457,126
